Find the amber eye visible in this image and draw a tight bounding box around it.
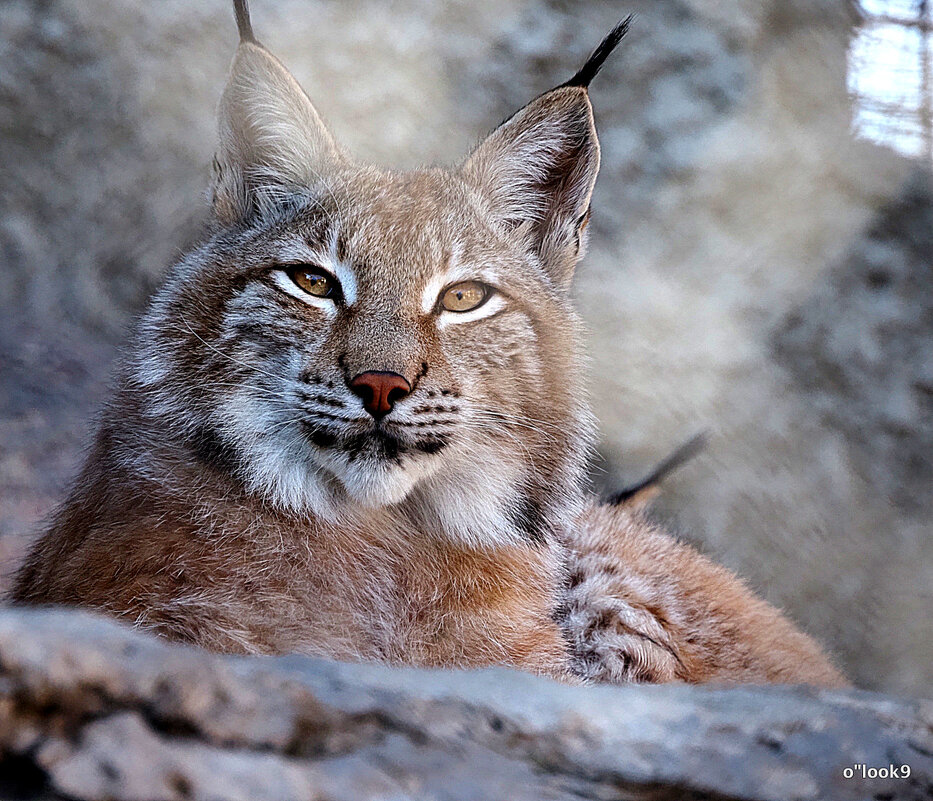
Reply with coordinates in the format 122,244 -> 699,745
286,265 -> 338,299
441,281 -> 489,313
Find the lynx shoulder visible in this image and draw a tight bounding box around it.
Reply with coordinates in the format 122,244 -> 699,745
12,1 -> 845,688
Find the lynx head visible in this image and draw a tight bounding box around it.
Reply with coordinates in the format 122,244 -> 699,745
134,2 -> 630,548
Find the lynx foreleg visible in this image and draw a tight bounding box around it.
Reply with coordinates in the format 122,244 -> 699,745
558,502 -> 849,687
558,538 -> 690,683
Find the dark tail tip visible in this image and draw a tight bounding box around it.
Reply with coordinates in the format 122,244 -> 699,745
608,431 -> 707,506
233,0 -> 256,43
563,14 -> 633,89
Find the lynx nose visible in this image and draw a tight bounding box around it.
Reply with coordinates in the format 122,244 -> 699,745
349,371 -> 412,419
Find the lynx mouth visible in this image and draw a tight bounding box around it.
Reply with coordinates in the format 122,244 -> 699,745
297,421 -> 451,509
300,420 -> 450,464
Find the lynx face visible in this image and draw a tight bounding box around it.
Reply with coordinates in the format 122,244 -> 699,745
133,33 -> 607,547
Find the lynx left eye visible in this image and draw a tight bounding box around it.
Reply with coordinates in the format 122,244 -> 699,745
441,281 -> 489,313
286,265 -> 339,299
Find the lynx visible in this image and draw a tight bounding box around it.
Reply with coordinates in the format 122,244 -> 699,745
12,1 -> 846,687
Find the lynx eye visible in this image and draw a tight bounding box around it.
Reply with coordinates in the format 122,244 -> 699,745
285,265 -> 338,299
441,281 -> 489,313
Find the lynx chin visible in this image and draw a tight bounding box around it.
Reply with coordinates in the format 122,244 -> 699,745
12,0 -> 847,688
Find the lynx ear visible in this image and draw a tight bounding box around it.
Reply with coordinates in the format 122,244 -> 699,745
211,32 -> 342,223
461,17 -> 631,289
462,87 -> 599,288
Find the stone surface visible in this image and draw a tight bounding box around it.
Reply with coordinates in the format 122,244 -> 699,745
0,0 -> 931,695
775,169 -> 933,516
0,607 -> 931,801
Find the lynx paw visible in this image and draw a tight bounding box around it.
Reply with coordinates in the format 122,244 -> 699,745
557,554 -> 687,684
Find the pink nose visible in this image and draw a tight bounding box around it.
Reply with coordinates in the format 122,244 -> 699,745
349,371 -> 412,419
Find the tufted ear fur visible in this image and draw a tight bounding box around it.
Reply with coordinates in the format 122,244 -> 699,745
461,17 -> 631,289
211,30 -> 343,223
462,87 -> 600,289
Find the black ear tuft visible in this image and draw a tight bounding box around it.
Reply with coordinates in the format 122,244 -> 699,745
563,15 -> 633,89
233,0 -> 256,43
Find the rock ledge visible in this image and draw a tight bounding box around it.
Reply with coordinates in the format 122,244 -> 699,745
0,608 -> 931,800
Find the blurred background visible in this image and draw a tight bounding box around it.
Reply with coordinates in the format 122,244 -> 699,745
0,0 -> 929,694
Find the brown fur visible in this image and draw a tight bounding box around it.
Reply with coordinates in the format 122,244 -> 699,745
11,4 -> 847,688
12,455 -> 845,685
14,431 -> 571,675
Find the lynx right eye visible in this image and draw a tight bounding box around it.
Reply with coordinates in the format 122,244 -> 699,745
285,265 -> 338,299
441,281 -> 489,313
